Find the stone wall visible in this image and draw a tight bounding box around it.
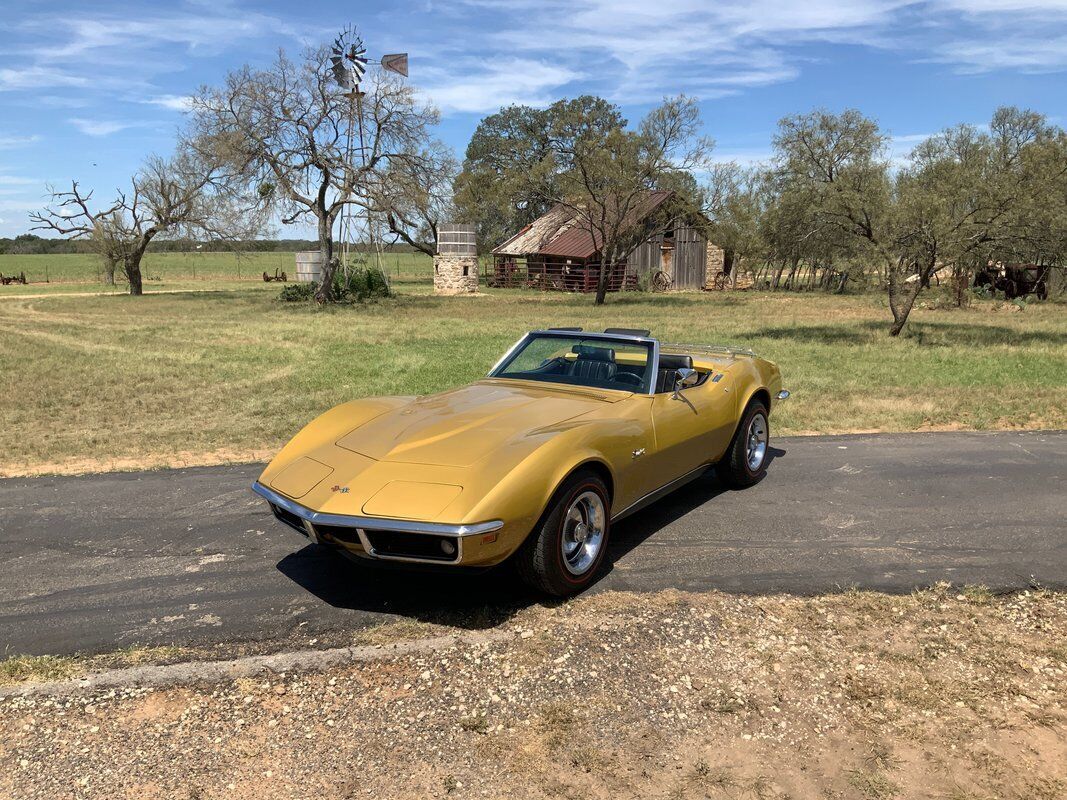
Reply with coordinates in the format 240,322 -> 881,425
705,242 -> 726,289
433,254 -> 478,295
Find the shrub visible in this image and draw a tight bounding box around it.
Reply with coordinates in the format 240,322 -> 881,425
277,266 -> 391,303
333,265 -> 391,302
278,282 -> 316,302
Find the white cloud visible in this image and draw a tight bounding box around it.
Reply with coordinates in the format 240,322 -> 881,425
68,118 -> 151,137
21,9 -> 307,60
0,66 -> 88,91
0,175 -> 41,186
37,95 -> 92,109
420,60 -> 580,113
0,135 -> 41,150
142,95 -> 194,112
447,0 -> 1067,109
931,34 -> 1067,73
941,0 -> 1067,11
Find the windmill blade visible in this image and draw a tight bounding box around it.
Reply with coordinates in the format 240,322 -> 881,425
331,60 -> 353,89
381,53 -> 408,77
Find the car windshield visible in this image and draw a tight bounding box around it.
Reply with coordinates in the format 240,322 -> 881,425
489,333 -> 655,393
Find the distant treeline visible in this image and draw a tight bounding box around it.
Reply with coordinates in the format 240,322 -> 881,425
0,234 -> 420,256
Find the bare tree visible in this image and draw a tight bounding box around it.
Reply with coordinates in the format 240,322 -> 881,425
189,47 -> 440,302
379,141 -> 458,256
30,150 -> 256,295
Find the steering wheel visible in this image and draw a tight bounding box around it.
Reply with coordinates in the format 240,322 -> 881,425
614,372 -> 644,387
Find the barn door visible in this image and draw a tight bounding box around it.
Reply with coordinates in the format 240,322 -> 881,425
672,227 -> 706,290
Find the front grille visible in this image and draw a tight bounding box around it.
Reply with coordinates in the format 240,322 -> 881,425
271,504 -> 309,536
314,524 -> 363,546
363,529 -> 460,562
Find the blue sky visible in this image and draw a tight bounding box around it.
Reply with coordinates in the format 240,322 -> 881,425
1,0 -> 1065,238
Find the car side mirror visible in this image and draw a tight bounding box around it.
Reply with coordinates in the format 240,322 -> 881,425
672,368 -> 699,400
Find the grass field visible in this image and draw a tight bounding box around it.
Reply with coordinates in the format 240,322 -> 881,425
0,250 -> 434,288
0,278 -> 1063,476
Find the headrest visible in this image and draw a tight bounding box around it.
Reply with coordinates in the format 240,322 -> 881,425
659,353 -> 693,370
572,344 -> 616,362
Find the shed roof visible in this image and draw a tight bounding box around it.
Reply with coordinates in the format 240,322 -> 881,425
492,190 -> 678,260
492,205 -> 577,257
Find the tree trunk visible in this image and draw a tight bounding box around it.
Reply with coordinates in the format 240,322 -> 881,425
888,287 -> 919,336
954,266 -> 969,307
772,261 -> 785,290
594,259 -> 610,306
102,257 -> 116,286
887,254 -> 934,336
314,214 -> 337,305
126,254 -> 144,296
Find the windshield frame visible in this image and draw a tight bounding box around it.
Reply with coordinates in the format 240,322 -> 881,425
487,330 -> 661,395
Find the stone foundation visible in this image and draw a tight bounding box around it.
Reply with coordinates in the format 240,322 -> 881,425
433,254 -> 478,295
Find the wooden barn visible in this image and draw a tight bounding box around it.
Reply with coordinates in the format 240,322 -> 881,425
490,190 -> 725,292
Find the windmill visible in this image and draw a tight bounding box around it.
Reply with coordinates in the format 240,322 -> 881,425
329,26 -> 408,279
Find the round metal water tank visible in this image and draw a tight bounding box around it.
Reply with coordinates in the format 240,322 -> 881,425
294,251 -> 322,283
437,224 -> 477,256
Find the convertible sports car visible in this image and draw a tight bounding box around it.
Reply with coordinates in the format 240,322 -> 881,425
253,328 -> 787,596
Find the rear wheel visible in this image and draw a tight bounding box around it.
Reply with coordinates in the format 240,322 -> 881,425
517,471 -> 610,597
718,401 -> 770,488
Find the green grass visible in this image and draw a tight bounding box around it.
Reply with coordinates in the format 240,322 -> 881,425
0,250 -> 434,286
0,285 -> 1063,474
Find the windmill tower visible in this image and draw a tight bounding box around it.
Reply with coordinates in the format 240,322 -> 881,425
327,27 -> 408,281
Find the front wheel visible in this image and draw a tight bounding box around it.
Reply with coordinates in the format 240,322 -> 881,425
517,471 -> 611,597
718,401 -> 770,488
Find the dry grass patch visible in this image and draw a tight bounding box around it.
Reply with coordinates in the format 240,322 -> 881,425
0,645 -> 189,686
0,289 -> 1063,475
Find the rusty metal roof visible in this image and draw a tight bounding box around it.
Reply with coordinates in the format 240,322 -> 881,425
493,191 -> 676,260
492,205 -> 577,257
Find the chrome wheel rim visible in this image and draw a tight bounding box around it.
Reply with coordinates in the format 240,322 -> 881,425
561,490 -> 606,576
746,413 -> 768,472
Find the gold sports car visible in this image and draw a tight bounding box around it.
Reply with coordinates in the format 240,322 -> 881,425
253,328 -> 788,596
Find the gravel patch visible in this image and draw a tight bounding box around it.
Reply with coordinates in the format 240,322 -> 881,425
1,584 -> 1064,799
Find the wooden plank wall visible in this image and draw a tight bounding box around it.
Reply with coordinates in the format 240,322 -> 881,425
624,224 -> 707,289
673,225 -> 707,289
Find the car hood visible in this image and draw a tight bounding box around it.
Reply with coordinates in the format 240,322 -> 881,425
335,379 -> 623,467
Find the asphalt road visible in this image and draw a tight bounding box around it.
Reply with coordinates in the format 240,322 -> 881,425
1,431 -> 1064,657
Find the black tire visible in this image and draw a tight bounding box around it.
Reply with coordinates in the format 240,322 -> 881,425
718,401 -> 770,488
1037,281 -> 1048,301
517,470 -> 611,597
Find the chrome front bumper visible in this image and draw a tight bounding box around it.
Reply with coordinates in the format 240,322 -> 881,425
251,482 -> 503,565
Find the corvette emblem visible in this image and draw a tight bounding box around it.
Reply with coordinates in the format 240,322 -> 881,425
330,485 -> 350,493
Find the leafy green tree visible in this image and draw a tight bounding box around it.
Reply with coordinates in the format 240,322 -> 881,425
454,97 -> 625,250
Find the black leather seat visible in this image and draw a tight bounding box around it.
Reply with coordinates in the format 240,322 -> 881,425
569,345 -> 618,382
656,353 -> 694,393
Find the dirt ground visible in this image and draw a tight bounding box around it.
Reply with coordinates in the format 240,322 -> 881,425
1,584 -> 1064,800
